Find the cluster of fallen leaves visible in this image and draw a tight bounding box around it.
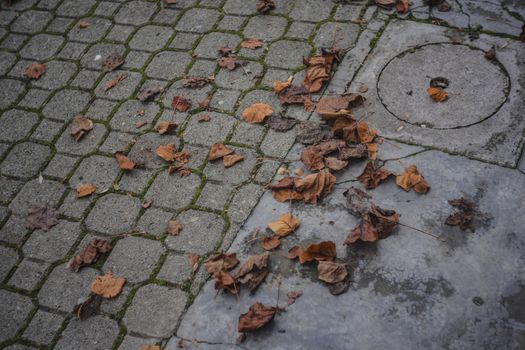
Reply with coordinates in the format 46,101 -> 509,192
208,143 -> 245,168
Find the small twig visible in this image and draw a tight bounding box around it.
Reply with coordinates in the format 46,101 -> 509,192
398,221 -> 445,241
275,276 -> 282,310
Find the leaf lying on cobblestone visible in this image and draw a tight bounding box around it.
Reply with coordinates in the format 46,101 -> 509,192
324,157 -> 348,171
168,220 -> 182,236
427,87 -> 448,102
115,152 -> 135,170
208,142 -> 234,161
273,76 -> 293,94
23,63 -> 46,79
300,146 -> 325,171
266,114 -> 297,131
242,103 -> 273,124
156,143 -> 177,162
72,295 -> 102,320
102,54 -> 124,73
262,235 -> 281,251
76,183 -> 96,198
236,252 -> 269,294
204,252 -> 239,274
25,204 -> 59,231
256,0 -> 276,14
238,302 -> 277,333
139,345 -> 161,350
217,56 -> 238,70
155,121 -> 178,134
287,291 -> 303,305
187,253 -> 200,272
395,0 -> 410,13
223,153 -> 245,168
318,261 -> 348,284
105,73 -> 127,91
198,98 -> 210,109
213,270 -> 239,295
268,212 -> 300,237
68,239 -> 112,272
141,199 -> 153,209
241,38 -> 263,49
302,50 -> 338,93
78,20 -> 90,28
163,0 -> 177,4
138,85 -> 163,102
396,165 -> 430,193
357,161 -> 393,189
446,197 -> 475,231
198,114 -> 211,122
278,85 -> 312,106
172,96 -> 191,112
90,271 -> 126,298
375,0 -> 395,9
484,46 -> 496,60
182,76 -> 214,88
70,115 -> 93,142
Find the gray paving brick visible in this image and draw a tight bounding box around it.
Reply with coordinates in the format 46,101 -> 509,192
104,236 -> 164,283
184,112 -> 235,147
8,259 -> 48,291
244,15 -> 288,41
99,131 -> 136,153
210,89 -> 241,112
9,179 -> 66,216
45,16 -> 74,34
100,284 -> 130,316
10,10 -> 53,34
43,154 -> 78,180
334,4 -> 365,22
31,60 -> 77,90
266,40 -> 312,69
230,121 -> 266,147
188,59 -> 217,77
129,25 -> 174,52
58,41 -> 88,60
115,0 -> 157,25
0,290 -> 33,342
55,123 -> 107,156
71,69 -> 101,90
124,284 -> 187,337
0,245 -> 17,281
136,207 -> 173,236
128,132 -> 180,169
146,171 -> 201,210
0,51 -> 16,75
218,15 -> 246,31
204,146 -> 258,185
68,17 -> 112,43
81,43 -> 126,70
146,51 -> 191,79
215,61 -> 263,90
43,89 -> 91,121
56,0 -> 96,16
118,168 -> 156,194
85,194 -> 141,234
182,145 -> 209,170
19,88 -> 52,109
0,10 -> 17,26
162,81 -> 212,112
0,33 -> 28,51
175,8 -> 220,33
122,50 -> 150,70
287,21 -> 315,39
0,109 -> 39,143
0,176 -> 24,204
60,191 -> 90,219
70,155 -> 119,192
106,24 -> 135,42
0,142 -> 50,178
195,32 -> 241,59
290,0 -> 335,22
0,215 -> 29,245
224,0 -> 256,15
158,253 -> 193,285
255,158 -> 281,182
228,182 -> 263,224
169,32 -> 199,50
260,127 -> 297,157
22,310 -> 64,345
94,1 -> 120,17
314,22 -> 360,49
20,34 -> 64,60
110,100 -> 160,133
95,71 -> 142,100
37,0 -> 61,10
153,8 -> 181,24
86,98 -> 118,121
0,78 -> 25,109
55,316 -> 119,350
196,182 -> 233,211
23,220 -> 80,262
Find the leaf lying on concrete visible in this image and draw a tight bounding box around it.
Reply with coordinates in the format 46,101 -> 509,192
256,0 -> 276,14
156,144 -> 177,162
287,291 -> 303,305
396,165 -> 430,194
317,261 -> 348,284
105,73 -> 127,91
182,76 -> 214,88
297,241 -> 336,264
427,87 -> 448,102
262,235 -> 281,251
68,239 -> 112,272
238,302 -> 277,333
168,220 -> 182,236
345,204 -> 400,244
445,197 -> 475,231
204,252 -> 239,274
265,115 -> 297,131
25,204 -> 59,231
302,50 -> 338,93
273,76 -> 293,94
235,252 -> 269,294
213,270 -> 239,295
267,212 -> 300,237
357,161 -> 393,190
90,271 -> 126,298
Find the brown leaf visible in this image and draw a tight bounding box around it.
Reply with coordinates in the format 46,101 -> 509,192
521,25 -> 525,42
213,270 -> 239,295
72,295 -> 102,320
102,54 -> 124,73
90,271 -> 126,298
241,38 -> 263,49
235,252 -> 269,294
366,143 -> 379,160
172,96 -> 191,112
343,187 -> 372,216
115,152 -> 135,170
163,0 -> 177,4
76,184 -> 96,198
328,279 -> 350,295
256,0 -> 276,14
272,188 -> 304,202
262,235 -> 281,251
70,115 -> 93,142
187,253 -> 200,272
298,241 -> 336,264
78,20 -> 90,28
318,261 -> 348,284
217,56 -> 238,70
315,93 -> 364,120
485,46 -> 496,60
156,144 -> 177,162
346,204 -> 400,244
395,0 -> 410,13
168,220 -> 182,236
265,115 -> 297,131
446,198 -> 474,231
238,303 -> 277,334
268,176 -> 295,191
68,239 -> 112,272
287,291 -> 303,305
297,121 -> 326,144
138,85 -> 163,102
294,170 -> 336,204
300,146 -> 325,171
345,219 -> 379,244
302,51 -> 337,93
25,205 -> 59,231
208,143 -> 234,161
242,103 -> 273,124
357,161 -> 393,190
375,0 -> 395,9
155,121 -> 178,134
204,252 -> 239,274
358,83 -> 368,93
135,120 -> 147,129
223,153 -> 244,168
288,245 -> 303,259
315,139 -> 347,156
339,145 -> 367,160
198,114 -> 211,122
140,345 -> 161,350
427,87 -> 448,102
198,98 -> 210,109
273,76 -> 293,94
395,165 -> 430,194
279,85 -> 311,106
324,157 -> 348,171
23,63 -> 46,79
182,76 -> 214,88
267,212 -> 300,237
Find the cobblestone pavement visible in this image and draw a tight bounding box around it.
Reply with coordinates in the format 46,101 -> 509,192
0,0 -> 524,349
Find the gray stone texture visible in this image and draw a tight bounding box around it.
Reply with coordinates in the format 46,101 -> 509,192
146,171 -> 201,210
23,220 -> 81,262
0,290 -> 33,342
85,194 -> 141,234
55,316 -> 119,350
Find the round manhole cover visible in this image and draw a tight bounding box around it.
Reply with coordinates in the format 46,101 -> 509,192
377,43 -> 510,129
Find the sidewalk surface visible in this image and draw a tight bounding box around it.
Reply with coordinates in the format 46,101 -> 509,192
0,0 -> 524,349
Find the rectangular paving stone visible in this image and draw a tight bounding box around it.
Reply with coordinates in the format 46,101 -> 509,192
23,310 -> 64,345
99,131 -> 136,154
157,253 -> 192,285
0,215 -> 29,245
0,245 -> 17,282
43,154 -> 78,180
135,207 -> 173,237
57,41 -> 88,60
23,220 -> 81,262
71,69 -> 102,90
210,89 -> 240,112
85,194 -> 141,235
106,24 -> 135,42
55,316 -> 119,350
19,88 -> 51,109
118,168 -> 156,194
146,172 -> 201,210
0,290 -> 33,343
184,112 -> 236,147
60,190 -> 91,219
196,182 -> 233,211
8,259 -> 48,291
169,32 -> 199,50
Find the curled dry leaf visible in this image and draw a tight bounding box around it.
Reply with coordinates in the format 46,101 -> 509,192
223,153 -> 244,168
302,50 -> 337,93
395,0 -> 410,13
155,121 -> 178,134
141,199 -> 153,209
395,165 -> 430,194
172,96 -> 191,112
23,63 -> 46,80
68,239 -> 112,272
182,76 -> 214,88
375,0 -> 395,9
198,98 -> 210,109
357,161 -> 393,190
102,54 -> 124,73
70,115 -> 93,142
156,144 -> 177,162
427,87 -> 448,102
345,204 -> 400,244
485,46 -> 496,60
256,0 -> 276,14
208,142 -> 234,161
262,235 -> 281,251
235,252 -> 269,294
135,120 -> 147,129
138,85 -> 163,102
324,157 -> 348,171
339,144 -> 368,160
267,212 -> 300,237
76,183 -> 96,198
297,121 -> 326,145
90,271 -> 126,298
187,253 -> 200,272
294,170 -> 336,204
445,197 -> 475,231
343,187 -> 372,216
315,93 -> 364,120
301,146 -> 325,171
287,291 -> 303,305
317,261 -> 348,284
213,270 -> 239,295
242,103 -> 273,124
204,252 -> 239,274
279,85 -> 312,106
114,152 -> 135,170
168,220 -> 182,236
25,205 -> 59,231
217,56 -> 238,70
238,303 -> 277,333
358,83 -> 368,93
78,20 -> 90,28
345,219 -> 379,244
298,241 -> 336,264
273,76 -> 293,94
241,38 -> 263,49
72,295 -> 102,320
105,73 -> 128,92
265,115 -> 297,131
288,245 -> 303,259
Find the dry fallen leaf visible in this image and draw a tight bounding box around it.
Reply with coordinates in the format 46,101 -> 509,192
68,239 -> 112,272
262,235 -> 281,251
357,161 -> 393,190
345,204 -> 400,244
70,115 -> 93,142
102,54 -> 124,73
375,0 -> 395,9
90,271 -> 126,298
72,295 -> 102,320
297,121 -> 326,145
446,197 -> 475,231
345,219 -> 379,244
265,115 -> 297,131
213,270 -> 239,295
104,73 -> 127,91
302,50 -> 337,93
23,63 -> 46,80
208,143 -> 234,161
485,46 -> 496,60
25,205 -> 59,231
273,76 -> 293,94
298,241 -> 336,264
204,252 -> 239,274
156,144 -> 177,162
287,291 -> 303,305
395,0 -> 410,13
395,165 -> 430,194
138,85 -> 163,102
76,184 -> 96,198
256,0 -> 276,14
288,245 -> 303,259
114,152 -> 135,170
242,103 -> 273,124
217,56 -> 238,70
135,120 -> 147,129
139,345 -> 161,350
182,76 -> 214,88
324,157 -> 348,171
168,220 -> 182,236
155,121 -> 178,134
358,83 -> 368,93
343,187 -> 372,216
267,212 -> 300,237
294,170 -> 336,204
198,114 -> 211,122
238,302 -> 277,333
300,146 -> 325,171
223,153 -> 244,168
163,0 -> 177,4
141,199 -> 153,209
187,253 -> 200,272
315,93 -> 364,120
427,87 -> 448,102
235,252 -> 269,294
172,96 -> 191,112
241,38 -> 263,49
78,20 -> 90,28
318,261 -> 348,284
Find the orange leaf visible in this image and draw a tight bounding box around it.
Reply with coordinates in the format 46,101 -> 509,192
76,184 -> 96,198
187,253 -> 200,272
298,241 -> 336,264
90,272 -> 126,298
395,165 -> 430,194
208,143 -> 234,161
23,63 -> 46,80
104,73 -> 127,91
427,87 -> 448,102
288,245 -> 303,259
114,152 -> 135,170
78,20 -> 90,28
273,75 -> 293,94
267,213 -> 300,237
172,96 -> 191,112
141,199 -> 153,209
241,38 -> 263,49
242,103 -> 273,124
223,153 -> 244,168
168,220 -> 182,236
156,144 -> 177,162
154,121 -> 178,134
262,235 -> 281,251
